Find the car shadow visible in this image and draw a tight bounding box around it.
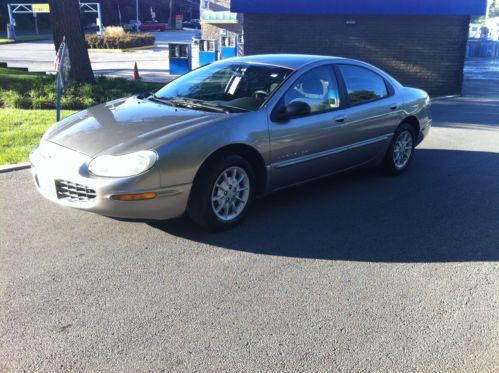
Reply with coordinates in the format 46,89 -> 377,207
149,149 -> 499,263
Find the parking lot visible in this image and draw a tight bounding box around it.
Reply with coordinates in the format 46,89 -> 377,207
0,30 -> 196,82
1,69 -> 498,370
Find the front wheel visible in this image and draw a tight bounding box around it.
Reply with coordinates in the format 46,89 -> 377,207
187,155 -> 255,230
383,123 -> 415,175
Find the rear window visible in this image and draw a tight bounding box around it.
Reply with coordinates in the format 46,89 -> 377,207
338,65 -> 388,105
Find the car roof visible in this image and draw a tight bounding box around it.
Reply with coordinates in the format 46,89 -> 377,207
225,54 -> 347,70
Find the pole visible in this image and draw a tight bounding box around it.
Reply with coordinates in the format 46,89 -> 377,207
136,0 -> 139,23
33,12 -> 39,35
7,4 -> 14,26
56,72 -> 61,122
117,1 -> 122,26
97,3 -> 103,36
7,4 -> 16,40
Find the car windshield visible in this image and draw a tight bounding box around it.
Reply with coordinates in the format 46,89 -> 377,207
153,62 -> 293,113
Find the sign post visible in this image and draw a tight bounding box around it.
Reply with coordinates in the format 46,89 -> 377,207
54,37 -> 71,122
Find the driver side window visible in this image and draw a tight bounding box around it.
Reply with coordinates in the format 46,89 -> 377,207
283,65 -> 339,114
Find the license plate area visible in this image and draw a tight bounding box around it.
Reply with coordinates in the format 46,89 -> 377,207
34,168 -> 57,199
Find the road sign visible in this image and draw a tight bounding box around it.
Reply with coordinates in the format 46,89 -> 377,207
32,4 -> 50,13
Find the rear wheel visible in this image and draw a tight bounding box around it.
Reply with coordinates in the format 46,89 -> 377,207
383,123 -> 415,174
187,155 -> 255,230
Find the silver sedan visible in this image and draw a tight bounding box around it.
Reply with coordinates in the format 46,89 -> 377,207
30,54 -> 431,229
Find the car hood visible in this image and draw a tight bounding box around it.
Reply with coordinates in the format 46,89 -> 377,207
44,97 -> 226,157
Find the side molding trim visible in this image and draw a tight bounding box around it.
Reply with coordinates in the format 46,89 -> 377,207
273,133 -> 393,169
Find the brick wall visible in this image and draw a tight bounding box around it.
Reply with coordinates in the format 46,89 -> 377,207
244,14 -> 471,96
201,0 -> 243,40
202,23 -> 242,40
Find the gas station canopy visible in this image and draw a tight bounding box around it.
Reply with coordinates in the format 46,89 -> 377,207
231,0 -> 488,16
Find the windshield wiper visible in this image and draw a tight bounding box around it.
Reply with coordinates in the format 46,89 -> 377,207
168,98 -> 230,114
148,95 -> 177,107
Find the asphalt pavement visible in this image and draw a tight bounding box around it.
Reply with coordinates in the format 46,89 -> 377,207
1,75 -> 498,371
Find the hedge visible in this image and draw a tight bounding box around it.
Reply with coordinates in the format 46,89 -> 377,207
85,33 -> 155,49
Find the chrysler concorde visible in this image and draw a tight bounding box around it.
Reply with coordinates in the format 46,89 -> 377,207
30,54 -> 431,229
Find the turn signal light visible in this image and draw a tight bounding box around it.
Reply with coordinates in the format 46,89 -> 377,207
112,192 -> 157,201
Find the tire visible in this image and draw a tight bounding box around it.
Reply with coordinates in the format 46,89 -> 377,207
187,155 -> 255,230
383,123 -> 416,175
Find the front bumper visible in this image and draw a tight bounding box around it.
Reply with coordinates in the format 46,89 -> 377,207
30,141 -> 191,220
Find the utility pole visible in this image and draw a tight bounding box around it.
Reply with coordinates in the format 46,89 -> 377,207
136,0 -> 139,23
169,0 -> 173,28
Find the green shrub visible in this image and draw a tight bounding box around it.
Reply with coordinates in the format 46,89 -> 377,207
0,67 -> 163,111
106,88 -> 127,101
82,97 -> 96,108
80,83 -> 95,99
61,96 -> 84,110
2,90 -> 31,109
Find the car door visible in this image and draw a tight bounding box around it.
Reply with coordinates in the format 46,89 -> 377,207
268,65 -> 353,190
332,64 -> 403,166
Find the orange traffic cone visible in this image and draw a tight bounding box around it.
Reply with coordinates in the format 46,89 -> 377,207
132,62 -> 141,80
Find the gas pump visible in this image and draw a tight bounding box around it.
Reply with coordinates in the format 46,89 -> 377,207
220,36 -> 237,59
168,43 -> 192,75
199,39 -> 219,66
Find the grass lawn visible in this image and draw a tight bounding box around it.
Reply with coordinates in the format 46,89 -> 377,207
0,34 -> 52,44
0,108 -> 75,165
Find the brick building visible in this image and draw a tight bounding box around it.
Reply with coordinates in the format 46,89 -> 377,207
200,0 -> 242,40
202,0 -> 487,96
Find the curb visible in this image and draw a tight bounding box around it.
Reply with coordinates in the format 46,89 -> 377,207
0,162 -> 31,173
0,38 -> 51,45
431,94 -> 461,101
88,44 -> 156,53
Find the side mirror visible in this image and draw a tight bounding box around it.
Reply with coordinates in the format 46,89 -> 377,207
136,91 -> 152,100
274,101 -> 311,121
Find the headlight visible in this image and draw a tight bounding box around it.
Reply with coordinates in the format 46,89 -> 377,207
88,150 -> 157,178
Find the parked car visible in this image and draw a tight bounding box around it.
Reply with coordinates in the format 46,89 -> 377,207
83,22 -> 99,33
30,55 -> 431,229
139,20 -> 168,32
123,20 -> 141,32
182,20 -> 201,29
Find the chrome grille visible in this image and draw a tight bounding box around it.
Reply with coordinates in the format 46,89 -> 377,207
55,180 -> 96,202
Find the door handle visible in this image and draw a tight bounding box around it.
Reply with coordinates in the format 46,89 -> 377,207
335,115 -> 346,123
389,104 -> 400,111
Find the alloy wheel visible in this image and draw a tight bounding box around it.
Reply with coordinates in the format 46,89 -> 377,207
392,130 -> 413,169
211,166 -> 250,221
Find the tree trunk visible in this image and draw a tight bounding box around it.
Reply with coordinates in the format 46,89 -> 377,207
49,0 -> 95,83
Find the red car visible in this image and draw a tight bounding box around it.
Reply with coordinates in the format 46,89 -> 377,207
139,21 -> 168,32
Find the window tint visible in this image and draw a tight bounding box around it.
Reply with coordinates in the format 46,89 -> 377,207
283,65 -> 340,114
338,65 -> 388,105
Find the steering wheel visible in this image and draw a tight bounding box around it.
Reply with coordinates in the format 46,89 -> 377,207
252,90 -> 270,99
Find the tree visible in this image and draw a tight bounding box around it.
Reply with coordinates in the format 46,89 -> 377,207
169,0 -> 174,28
48,0 -> 95,83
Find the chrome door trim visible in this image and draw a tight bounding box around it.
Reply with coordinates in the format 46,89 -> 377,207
273,133 -> 393,169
